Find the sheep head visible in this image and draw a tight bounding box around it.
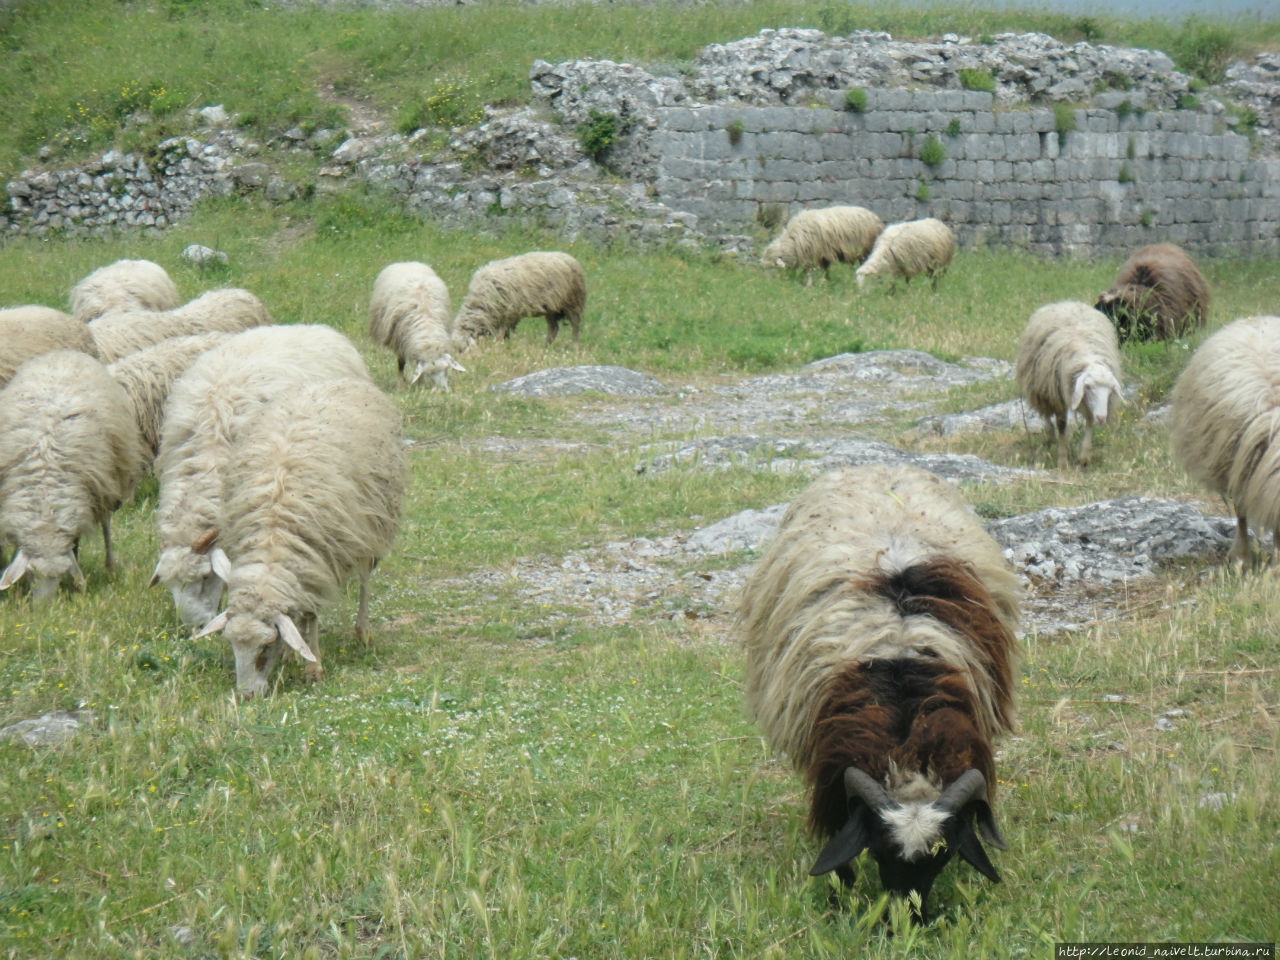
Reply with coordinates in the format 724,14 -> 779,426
1070,362 -> 1124,426
194,608 -> 316,699
1096,286 -> 1158,343
810,768 -> 1006,913
0,547 -> 86,601
411,353 -> 466,391
149,530 -> 232,628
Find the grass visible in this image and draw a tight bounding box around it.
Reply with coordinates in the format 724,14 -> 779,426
1,1 -> 1279,956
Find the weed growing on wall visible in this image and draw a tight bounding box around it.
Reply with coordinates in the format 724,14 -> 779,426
844,87 -> 868,113
919,134 -> 946,166
958,68 -> 996,93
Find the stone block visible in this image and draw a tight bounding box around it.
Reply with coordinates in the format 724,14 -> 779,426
971,111 -> 995,134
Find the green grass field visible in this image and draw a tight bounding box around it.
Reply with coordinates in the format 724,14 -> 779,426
2,1 -> 1280,957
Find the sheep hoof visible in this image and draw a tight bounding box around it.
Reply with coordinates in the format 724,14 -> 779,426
304,662 -> 324,685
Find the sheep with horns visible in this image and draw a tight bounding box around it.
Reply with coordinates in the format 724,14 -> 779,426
739,464 -> 1020,916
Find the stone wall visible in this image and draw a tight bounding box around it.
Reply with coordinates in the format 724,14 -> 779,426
648,89 -> 1280,258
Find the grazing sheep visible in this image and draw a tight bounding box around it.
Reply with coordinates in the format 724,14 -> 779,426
0,305 -> 100,389
193,377 -> 406,697
152,325 -> 370,628
1170,315 -> 1280,566
0,351 -> 145,599
1015,301 -> 1125,470
69,258 -> 180,323
1095,243 -> 1209,343
89,287 -> 273,362
369,261 -> 465,390
761,205 -> 884,283
454,251 -> 585,347
106,332 -> 233,459
739,464 -> 1019,916
855,218 -> 955,291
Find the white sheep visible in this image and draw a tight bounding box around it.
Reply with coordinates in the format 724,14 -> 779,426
106,332 -> 233,459
89,287 -> 273,362
152,325 -> 370,627
369,261 -> 465,389
193,376 -> 406,697
855,217 -> 955,291
0,351 -> 145,599
1015,301 -> 1125,470
454,251 -> 586,347
761,205 -> 884,283
739,464 -> 1019,913
69,258 -> 180,323
0,305 -> 100,389
1170,315 -> 1280,566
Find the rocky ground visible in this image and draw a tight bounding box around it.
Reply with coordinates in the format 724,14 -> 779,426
440,354 -> 1237,651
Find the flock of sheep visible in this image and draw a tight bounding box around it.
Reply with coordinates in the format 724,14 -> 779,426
0,211 -> 1272,916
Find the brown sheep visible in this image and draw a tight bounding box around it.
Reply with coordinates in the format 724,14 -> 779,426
1094,243 -> 1209,343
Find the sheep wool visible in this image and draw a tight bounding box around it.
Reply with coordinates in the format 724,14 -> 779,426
1095,243 -> 1209,343
1170,315 -> 1280,565
739,464 -> 1019,910
369,261 -> 464,389
70,258 -> 180,323
855,217 -> 955,291
197,376 -> 406,697
90,287 -> 273,362
761,205 -> 884,281
153,325 -> 370,628
1015,301 -> 1124,470
454,251 -> 585,347
0,351 -> 145,599
0,305 -> 100,389
106,331 -> 233,458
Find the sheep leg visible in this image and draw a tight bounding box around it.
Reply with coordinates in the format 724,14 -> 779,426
545,314 -> 560,346
1077,410 -> 1095,467
355,573 -> 371,643
396,357 -> 406,384
1230,514 -> 1253,568
302,612 -> 322,685
1055,413 -> 1069,470
568,310 -> 581,343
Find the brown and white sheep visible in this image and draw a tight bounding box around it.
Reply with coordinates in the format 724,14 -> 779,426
739,464 -> 1019,917
761,205 -> 884,283
855,218 -> 955,291
1015,301 -> 1125,470
1094,243 -> 1209,343
1170,315 -> 1280,566
454,251 -> 586,347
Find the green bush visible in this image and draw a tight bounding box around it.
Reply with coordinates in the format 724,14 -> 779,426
726,117 -> 745,146
1053,103 -> 1078,135
397,80 -> 485,134
919,134 -> 946,167
914,181 -> 930,202
844,87 -> 867,113
1167,16 -> 1237,84
945,117 -> 962,137
1118,162 -> 1135,184
957,68 -> 995,93
577,110 -> 627,162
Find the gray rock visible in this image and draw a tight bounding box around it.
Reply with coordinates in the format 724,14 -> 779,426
684,503 -> 787,554
181,243 -> 228,265
494,365 -> 665,398
0,710 -> 93,748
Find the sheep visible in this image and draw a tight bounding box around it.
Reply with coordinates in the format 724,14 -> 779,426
1095,243 -> 1209,344
69,258 -> 180,323
454,251 -> 585,348
1015,301 -> 1125,470
89,287 -> 273,362
152,325 -> 370,628
106,332 -> 233,459
192,376 -> 406,697
738,463 -> 1020,916
1170,315 -> 1280,567
0,305 -> 100,389
855,218 -> 955,291
761,205 -> 884,284
368,261 -> 465,390
0,351 -> 145,600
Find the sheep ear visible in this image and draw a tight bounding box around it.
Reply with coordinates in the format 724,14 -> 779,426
209,547 -> 232,583
1070,374 -> 1087,411
809,808 -> 873,877
193,610 -> 230,639
445,354 -> 465,372
409,362 -> 428,385
0,551 -> 30,590
971,799 -> 1007,850
274,614 -> 317,663
68,556 -> 86,591
955,819 -> 1002,883
148,560 -> 162,588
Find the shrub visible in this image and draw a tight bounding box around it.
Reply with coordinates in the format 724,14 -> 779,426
1178,93 -> 1201,111
957,68 -> 995,93
1118,162 -> 1134,184
945,117 -> 961,137
397,80 -> 485,134
914,181 -> 931,202
844,88 -> 868,113
755,202 -> 784,231
1053,103 -> 1077,135
1141,209 -> 1154,227
1168,16 -> 1237,84
577,110 -> 629,162
1230,107 -> 1259,134
727,117 -> 745,146
919,134 -> 946,167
